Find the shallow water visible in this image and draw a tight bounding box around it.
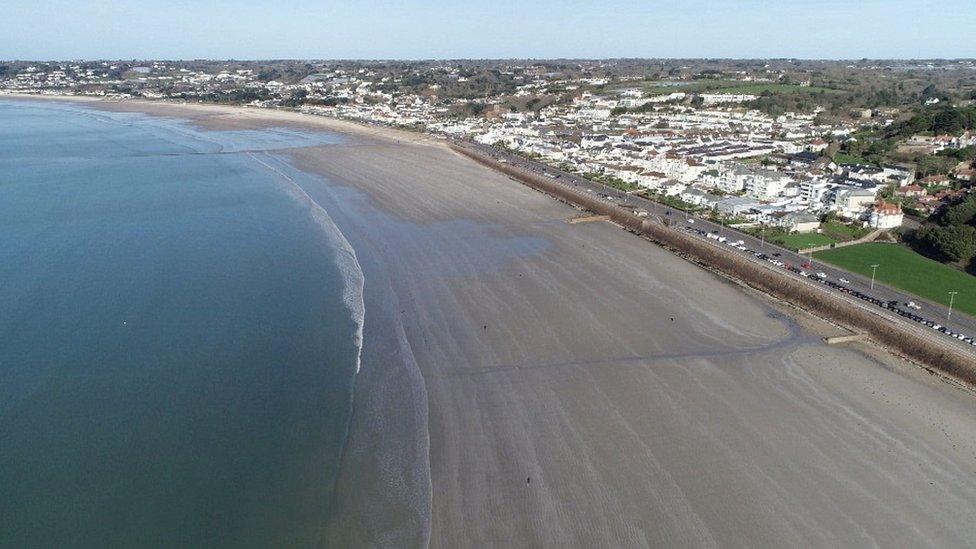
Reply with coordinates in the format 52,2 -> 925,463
0,100 -> 363,547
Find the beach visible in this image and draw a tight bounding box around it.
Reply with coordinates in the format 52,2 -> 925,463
285,130 -> 976,547
11,96 -> 976,547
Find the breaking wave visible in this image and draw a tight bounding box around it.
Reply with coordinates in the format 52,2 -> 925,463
245,151 -> 366,374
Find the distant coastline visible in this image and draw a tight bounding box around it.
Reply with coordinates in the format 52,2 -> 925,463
0,91 -> 435,146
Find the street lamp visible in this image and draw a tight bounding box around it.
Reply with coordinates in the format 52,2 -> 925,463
870,264 -> 880,290
948,291 -> 959,320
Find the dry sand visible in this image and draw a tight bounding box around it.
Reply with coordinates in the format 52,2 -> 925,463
12,96 -> 976,547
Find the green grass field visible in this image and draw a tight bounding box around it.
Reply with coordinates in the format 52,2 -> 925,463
774,232 -> 838,250
814,243 -> 976,317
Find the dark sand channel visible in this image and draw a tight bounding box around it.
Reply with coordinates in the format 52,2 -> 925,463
25,99 -> 976,547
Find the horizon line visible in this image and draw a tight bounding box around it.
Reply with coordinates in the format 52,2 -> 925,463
4,57 -> 976,63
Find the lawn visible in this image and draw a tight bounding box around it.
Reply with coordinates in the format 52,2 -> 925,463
814,243 -> 976,317
774,232 -> 838,250
821,220 -> 872,242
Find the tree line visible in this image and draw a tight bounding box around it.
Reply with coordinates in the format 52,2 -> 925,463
915,194 -> 976,267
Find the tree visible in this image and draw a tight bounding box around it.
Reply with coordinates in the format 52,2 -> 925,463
915,155 -> 956,178
942,195 -> 976,226
933,108 -> 965,135
256,68 -> 282,82
919,224 -> 976,263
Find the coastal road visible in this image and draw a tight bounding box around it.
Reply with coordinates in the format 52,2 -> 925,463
459,140 -> 976,354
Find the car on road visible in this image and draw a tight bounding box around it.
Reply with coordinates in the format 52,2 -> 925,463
839,278 -> 850,284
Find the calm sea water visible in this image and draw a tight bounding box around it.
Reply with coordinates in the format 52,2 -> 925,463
0,101 -> 363,547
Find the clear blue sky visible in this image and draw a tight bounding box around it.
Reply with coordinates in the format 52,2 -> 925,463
5,0 -> 974,60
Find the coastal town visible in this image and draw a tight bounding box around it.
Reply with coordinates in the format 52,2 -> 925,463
5,59 -> 975,251
7,0 -> 976,541
12,59 -> 976,353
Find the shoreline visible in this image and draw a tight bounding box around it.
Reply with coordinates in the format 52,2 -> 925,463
3,95 -> 434,545
0,92 -> 438,146
0,100 -> 372,546
9,95 -> 976,546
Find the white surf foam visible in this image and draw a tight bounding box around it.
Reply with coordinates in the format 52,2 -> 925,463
245,151 -> 366,374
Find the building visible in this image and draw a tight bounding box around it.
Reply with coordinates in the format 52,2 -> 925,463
881,164 -> 915,187
895,184 -> 927,198
715,197 -> 760,216
740,168 -> 793,201
799,178 -> 830,208
781,212 -> 821,233
660,180 -> 686,196
920,174 -> 950,187
869,201 -> 903,229
834,188 -> 877,218
680,187 -> 709,206
700,93 -> 759,106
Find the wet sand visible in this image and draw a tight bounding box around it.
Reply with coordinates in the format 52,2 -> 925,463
286,140 -> 976,548
13,96 -> 976,547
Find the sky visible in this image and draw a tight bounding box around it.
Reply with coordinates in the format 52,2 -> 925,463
4,0 -> 974,60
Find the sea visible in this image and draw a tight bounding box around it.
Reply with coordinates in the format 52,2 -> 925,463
0,100 -> 365,547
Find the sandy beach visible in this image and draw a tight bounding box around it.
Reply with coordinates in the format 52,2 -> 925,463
286,134 -> 976,548
12,96 -> 976,547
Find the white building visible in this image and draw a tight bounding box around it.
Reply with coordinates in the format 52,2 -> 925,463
869,201 -> 904,229
834,188 -> 877,218
799,178 -> 831,209
780,212 -> 821,233
716,197 -> 761,216
743,169 -> 792,201
700,93 -> 759,106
